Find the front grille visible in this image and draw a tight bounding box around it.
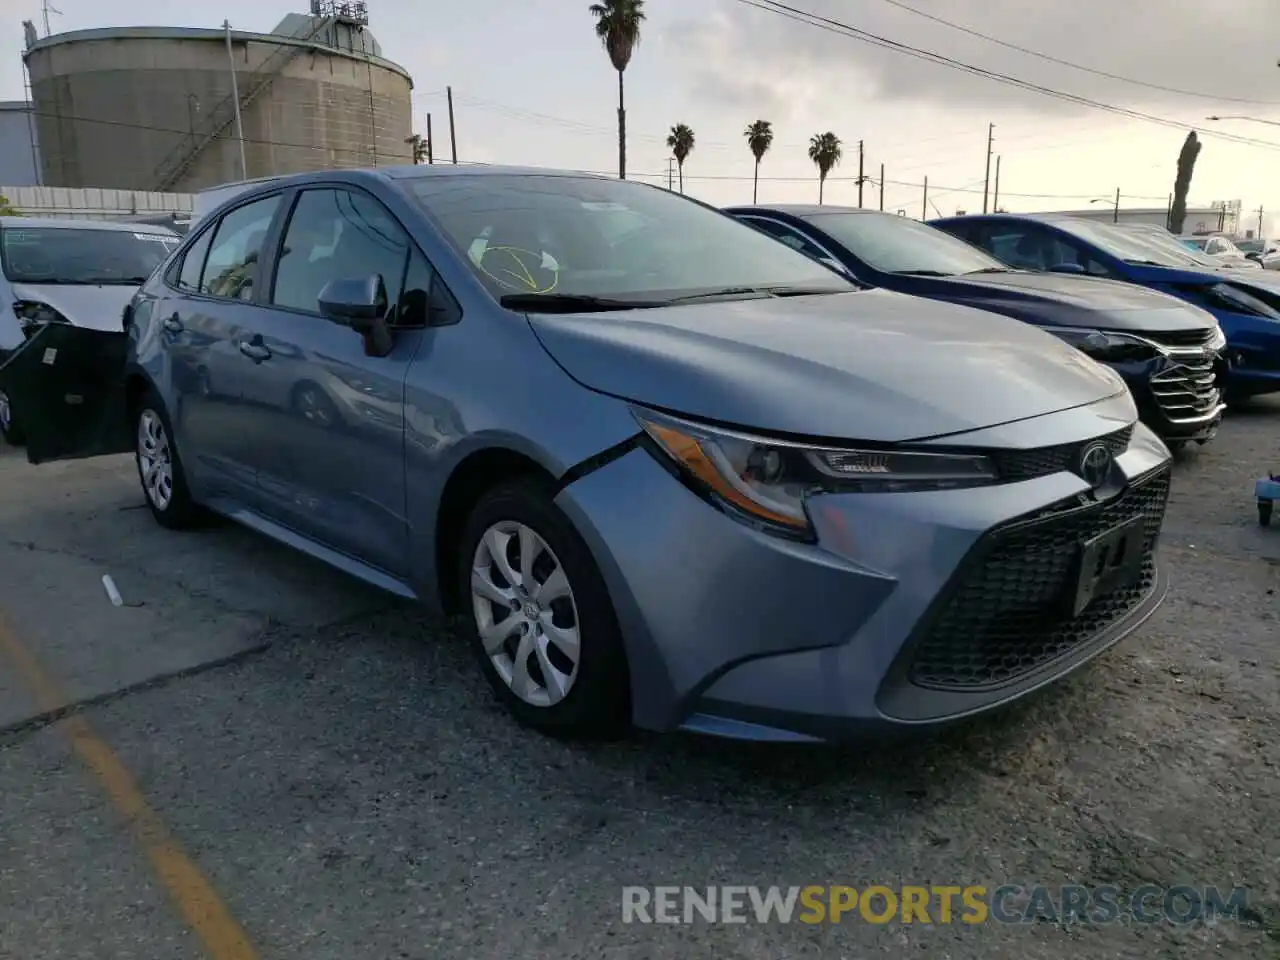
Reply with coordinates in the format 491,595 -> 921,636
992,426 -> 1133,483
1144,328 -> 1217,349
907,468 -> 1170,689
1149,353 -> 1221,422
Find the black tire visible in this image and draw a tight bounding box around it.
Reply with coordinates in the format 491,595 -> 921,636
132,388 -> 204,530
0,391 -> 24,447
456,478 -> 631,739
1261,501 -> 1273,527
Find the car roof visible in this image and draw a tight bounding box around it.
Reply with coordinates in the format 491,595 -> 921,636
726,203 -> 876,217
0,216 -> 177,234
203,164 -> 616,195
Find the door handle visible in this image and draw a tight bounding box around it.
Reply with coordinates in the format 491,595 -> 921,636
238,338 -> 272,362
162,313 -> 183,333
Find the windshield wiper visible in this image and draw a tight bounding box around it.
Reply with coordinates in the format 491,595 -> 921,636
1123,259 -> 1168,267
963,267 -> 1012,274
667,284 -> 853,303
498,292 -> 663,313
895,270 -> 954,277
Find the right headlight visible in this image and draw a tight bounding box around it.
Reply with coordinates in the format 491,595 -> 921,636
634,409 -> 998,540
1041,326 -> 1162,363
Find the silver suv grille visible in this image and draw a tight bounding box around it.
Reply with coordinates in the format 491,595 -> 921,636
1144,330 -> 1223,423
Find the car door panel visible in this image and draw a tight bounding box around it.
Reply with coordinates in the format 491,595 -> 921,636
0,322 -> 132,464
245,186 -> 416,575
166,193 -> 284,501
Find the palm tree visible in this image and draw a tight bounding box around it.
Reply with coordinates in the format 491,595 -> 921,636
0,194 -> 18,216
743,120 -> 774,204
590,0 -> 646,180
1168,130 -> 1201,233
406,134 -> 428,165
666,123 -> 695,193
808,132 -> 842,204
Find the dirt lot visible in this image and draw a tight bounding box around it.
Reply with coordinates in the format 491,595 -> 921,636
0,404 -> 1277,960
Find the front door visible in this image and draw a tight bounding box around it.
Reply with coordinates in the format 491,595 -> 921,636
239,186 -> 417,577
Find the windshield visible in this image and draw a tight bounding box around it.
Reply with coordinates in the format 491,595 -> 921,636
0,226 -> 179,284
405,174 -> 856,302
802,211 -> 1007,275
1048,218 -> 1191,265
1181,236 -> 1209,250
1236,239 -> 1263,254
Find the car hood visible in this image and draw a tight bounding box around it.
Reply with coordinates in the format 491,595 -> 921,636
526,289 -> 1127,443
902,271 -> 1212,332
10,282 -> 139,332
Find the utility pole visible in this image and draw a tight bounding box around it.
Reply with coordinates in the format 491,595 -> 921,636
857,140 -> 865,208
1255,204 -> 1264,237
446,86 -> 458,164
922,176 -> 928,220
878,163 -> 884,211
982,122 -> 994,214
992,155 -> 1001,212
666,157 -> 675,190
1113,186 -> 1120,224
1166,192 -> 1173,230
223,21 -> 248,181
426,113 -> 433,163
41,0 -> 60,37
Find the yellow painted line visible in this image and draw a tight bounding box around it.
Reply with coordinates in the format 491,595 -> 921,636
0,611 -> 258,960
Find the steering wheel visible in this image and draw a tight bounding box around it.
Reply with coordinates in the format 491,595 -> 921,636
477,245 -> 559,294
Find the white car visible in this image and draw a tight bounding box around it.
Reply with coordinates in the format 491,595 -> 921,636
1235,237 -> 1280,270
1179,234 -> 1261,269
0,217 -> 179,444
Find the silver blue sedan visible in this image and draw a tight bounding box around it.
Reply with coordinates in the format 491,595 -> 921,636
0,165 -> 1172,743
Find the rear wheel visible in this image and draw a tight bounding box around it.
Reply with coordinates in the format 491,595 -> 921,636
458,479 -> 630,738
0,390 -> 25,446
133,389 -> 202,529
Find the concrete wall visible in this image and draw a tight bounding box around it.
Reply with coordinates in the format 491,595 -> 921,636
0,102 -> 41,187
0,185 -> 194,220
25,27 -> 413,193
1042,206 -> 1233,233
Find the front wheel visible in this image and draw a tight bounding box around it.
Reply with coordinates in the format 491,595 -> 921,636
458,479 -> 630,738
133,390 -> 203,529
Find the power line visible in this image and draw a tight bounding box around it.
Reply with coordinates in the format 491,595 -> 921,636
871,0 -> 1280,106
11,107 -> 1182,202
729,0 -> 1280,152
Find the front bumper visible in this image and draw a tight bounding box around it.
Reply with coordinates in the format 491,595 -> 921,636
555,413 -> 1173,743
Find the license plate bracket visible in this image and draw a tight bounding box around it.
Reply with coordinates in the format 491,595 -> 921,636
1070,515 -> 1146,616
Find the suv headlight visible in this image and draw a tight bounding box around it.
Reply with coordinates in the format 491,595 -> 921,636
1041,326 -> 1162,363
634,409 -> 997,540
13,300 -> 70,332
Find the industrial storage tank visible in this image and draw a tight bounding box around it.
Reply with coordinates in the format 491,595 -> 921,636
23,1 -> 414,192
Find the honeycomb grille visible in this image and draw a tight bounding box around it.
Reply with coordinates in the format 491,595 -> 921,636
992,426 -> 1134,483
907,468 -> 1170,689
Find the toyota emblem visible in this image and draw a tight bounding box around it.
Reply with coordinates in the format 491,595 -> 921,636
1078,442 -> 1112,488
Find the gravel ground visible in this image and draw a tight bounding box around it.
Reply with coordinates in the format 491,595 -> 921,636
0,401 -> 1277,960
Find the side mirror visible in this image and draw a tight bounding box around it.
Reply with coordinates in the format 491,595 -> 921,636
1246,252 -> 1261,261
1048,262 -> 1086,274
318,275 -> 393,357
318,275 -> 387,326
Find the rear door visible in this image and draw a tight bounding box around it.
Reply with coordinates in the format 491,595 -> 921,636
163,192 -> 285,500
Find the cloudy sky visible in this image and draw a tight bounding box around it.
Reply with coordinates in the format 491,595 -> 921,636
3,0 -> 1280,230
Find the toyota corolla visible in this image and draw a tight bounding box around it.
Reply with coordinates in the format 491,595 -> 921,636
0,166 -> 1173,743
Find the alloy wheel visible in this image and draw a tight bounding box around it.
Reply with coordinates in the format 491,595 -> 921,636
470,520 -> 582,708
137,409 -> 174,511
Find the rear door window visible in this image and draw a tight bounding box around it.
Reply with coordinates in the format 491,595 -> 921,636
175,228 -> 213,292
199,195 -> 282,301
